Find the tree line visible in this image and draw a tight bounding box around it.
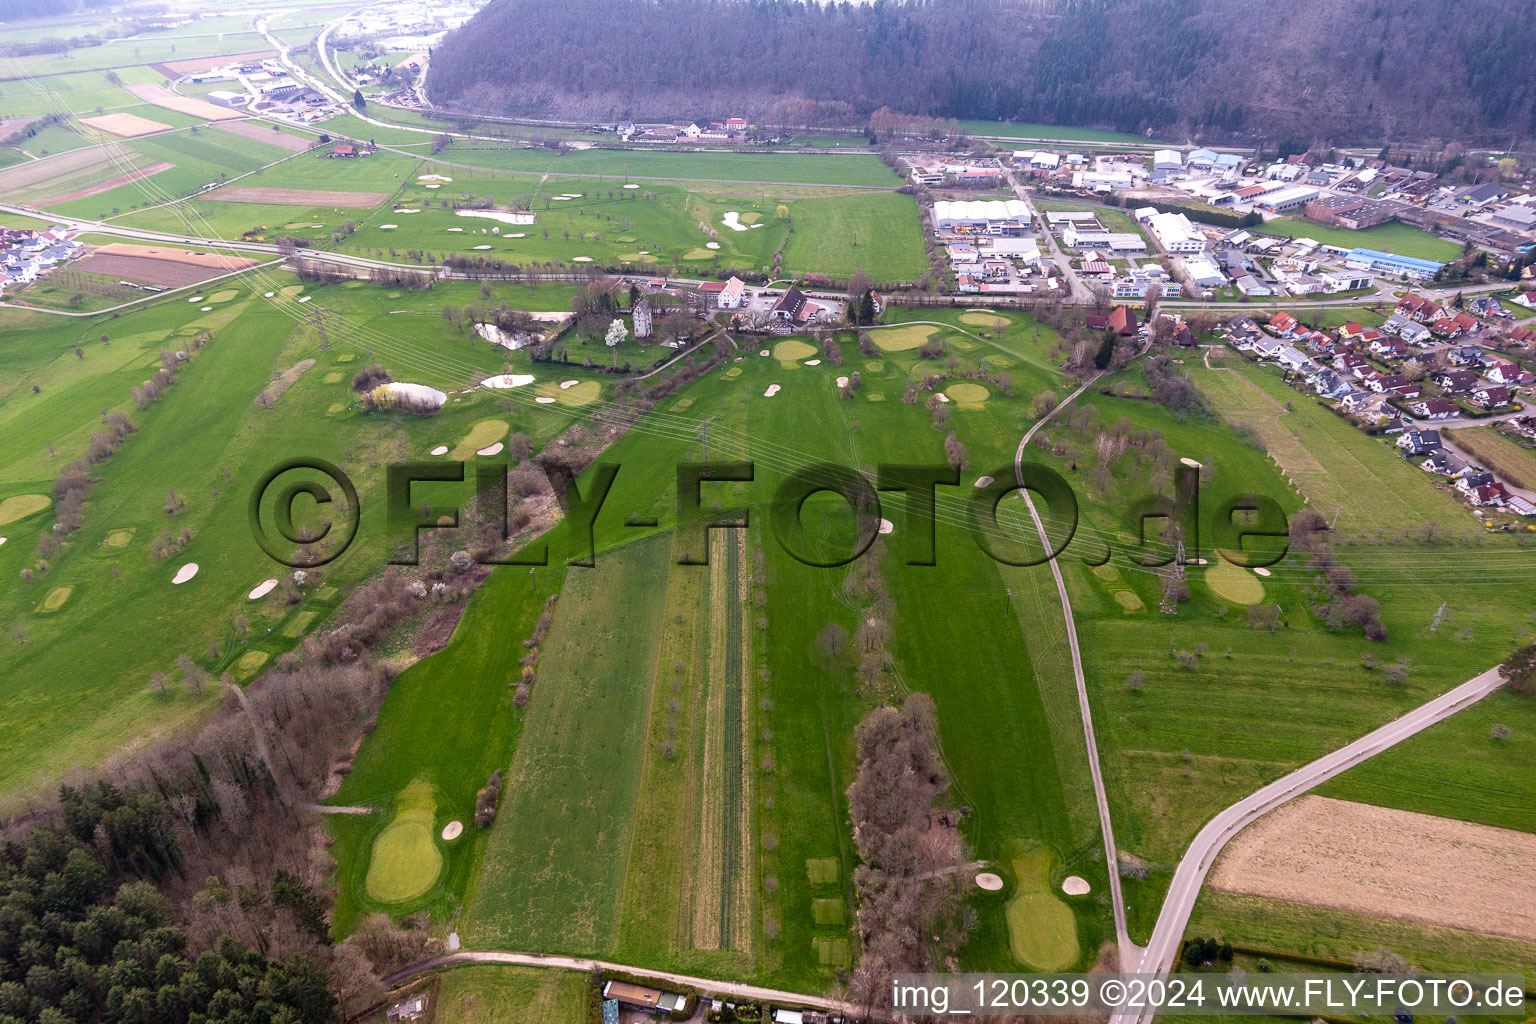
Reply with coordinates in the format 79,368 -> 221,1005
427,0 -> 1536,142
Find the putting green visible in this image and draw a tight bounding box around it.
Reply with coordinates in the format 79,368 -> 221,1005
945,382 -> 990,407
0,494 -> 50,526
335,353 -> 356,363
326,402 -> 345,414
961,311 -> 1009,327
323,371 -> 343,384
1113,590 -> 1144,611
1092,563 -> 1122,583
617,253 -> 647,262
233,650 -> 269,680
451,419 -> 509,460
536,380 -> 600,406
102,527 -> 136,548
871,325 -> 934,352
1005,848 -> 1078,971
206,289 -> 238,303
806,857 -> 839,885
682,248 -> 715,260
1205,560 -> 1265,605
281,610 -> 317,638
863,360 -> 884,372
812,897 -> 846,925
865,392 -> 885,401
39,586 -> 72,613
671,397 -> 694,411
365,779 -> 443,904
721,366 -> 743,380
773,339 -> 817,365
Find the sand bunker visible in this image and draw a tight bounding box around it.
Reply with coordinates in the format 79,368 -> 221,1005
976,873 -> 1005,891
172,563 -> 199,584
419,174 -> 453,182
764,384 -> 781,397
264,291 -> 275,297
623,183 -> 639,189
441,821 -> 464,840
0,537 -> 5,546
472,244 -> 492,250
298,296 -> 312,303
455,209 -> 534,226
397,208 -> 421,214
477,442 -> 505,456
431,445 -> 448,456
705,241 -> 720,249
507,232 -> 526,238
935,393 -> 951,403
878,518 -> 894,535
1062,876 -> 1091,896
474,322 -> 529,350
535,396 -> 557,404
759,349 -> 770,357
836,376 -> 849,387
806,358 -> 821,365
248,579 -> 278,600
1180,457 -> 1203,468
481,373 -> 535,389
379,224 -> 398,229
560,379 -> 580,389
424,183 -> 440,189
571,256 -> 593,263
1253,566 -> 1272,577
188,295 -> 204,302
380,382 -> 447,409
722,211 -> 748,231
200,306 -> 212,311
975,476 -> 994,488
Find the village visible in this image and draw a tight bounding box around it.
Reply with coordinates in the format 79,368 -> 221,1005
1222,295 -> 1536,520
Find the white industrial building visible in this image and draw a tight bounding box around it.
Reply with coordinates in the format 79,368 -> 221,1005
932,199 -> 1032,235
1151,149 -> 1184,183
1253,186 -> 1319,213
1072,170 -> 1133,192
1179,254 -> 1226,288
1146,211 -> 1205,253
207,89 -> 246,107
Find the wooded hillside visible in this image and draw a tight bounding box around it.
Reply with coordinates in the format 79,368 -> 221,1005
427,0 -> 1536,144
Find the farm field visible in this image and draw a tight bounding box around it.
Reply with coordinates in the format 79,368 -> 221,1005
1209,795 -> 1536,943
1443,426 -> 1536,491
957,119 -> 1165,144
1252,217 -> 1464,262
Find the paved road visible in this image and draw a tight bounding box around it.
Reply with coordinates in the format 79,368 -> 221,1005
1012,373 -> 1143,968
1118,663 -> 1508,1024
1003,167 -> 1093,303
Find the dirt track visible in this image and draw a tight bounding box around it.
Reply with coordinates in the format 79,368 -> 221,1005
1210,795 -> 1536,943
204,185 -> 389,206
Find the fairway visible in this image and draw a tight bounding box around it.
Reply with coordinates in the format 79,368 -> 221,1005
364,780 -> 444,904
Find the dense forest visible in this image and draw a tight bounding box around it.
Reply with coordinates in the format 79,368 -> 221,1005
427,0 -> 1536,144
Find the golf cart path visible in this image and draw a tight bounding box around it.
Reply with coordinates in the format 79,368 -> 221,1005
1012,371 -> 1140,967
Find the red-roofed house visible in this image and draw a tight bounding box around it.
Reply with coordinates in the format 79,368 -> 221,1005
1269,312 -> 1299,336
1108,305 -> 1138,337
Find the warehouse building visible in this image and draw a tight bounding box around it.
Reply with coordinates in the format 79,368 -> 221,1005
932,199 -> 1032,235
1146,211 -> 1205,253
1343,247 -> 1443,281
1253,186 -> 1319,213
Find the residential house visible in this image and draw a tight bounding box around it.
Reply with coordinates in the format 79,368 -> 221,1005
767,286 -> 827,328
1276,346 -> 1311,372
1421,451 -> 1468,475
1268,312 -> 1299,336
1308,368 -> 1349,398
1486,359 -> 1534,387
1340,388 -> 1377,412
1108,305 -> 1138,337
1434,370 -> 1478,393
602,982 -> 688,1014
1396,294 -> 1444,321
1382,313 -> 1431,344
1410,398 -> 1460,419
1446,345 -> 1485,367
1365,372 -> 1411,394
1470,385 -> 1512,410
632,297 -> 653,339
1397,429 -> 1442,454
1369,337 -> 1412,360
1431,311 -> 1478,338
